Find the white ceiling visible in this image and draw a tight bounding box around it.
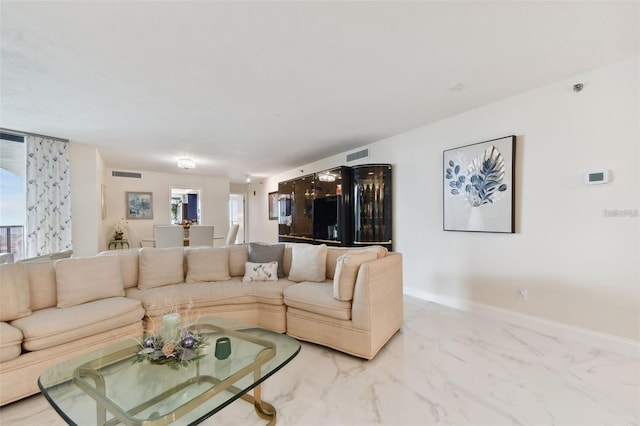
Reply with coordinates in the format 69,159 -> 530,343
1,1 -> 638,183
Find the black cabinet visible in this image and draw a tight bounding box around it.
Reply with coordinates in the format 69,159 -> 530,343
313,166 -> 352,246
278,164 -> 391,250
353,164 -> 392,250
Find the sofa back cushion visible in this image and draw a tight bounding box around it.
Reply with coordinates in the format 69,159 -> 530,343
22,260 -> 58,310
288,244 -> 328,283
98,249 -> 139,289
0,262 -> 32,321
186,247 -> 231,283
248,243 -> 285,278
55,256 -> 125,308
228,244 -> 249,277
325,245 -> 388,279
138,247 -> 184,290
333,251 -> 378,301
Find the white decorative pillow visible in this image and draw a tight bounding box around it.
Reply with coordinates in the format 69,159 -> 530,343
55,256 -> 125,308
242,261 -> 278,282
287,244 -> 328,283
186,247 -> 230,283
138,247 -> 184,290
333,251 -> 377,301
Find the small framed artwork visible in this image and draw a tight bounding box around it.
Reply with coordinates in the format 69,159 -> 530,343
268,192 -> 278,220
443,135 -> 516,233
126,191 -> 154,220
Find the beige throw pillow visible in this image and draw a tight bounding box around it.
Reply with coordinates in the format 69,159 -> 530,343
0,262 -> 32,321
186,247 -> 231,283
138,247 -> 184,290
228,244 -> 249,277
242,261 -> 278,282
288,244 -> 328,283
333,251 -> 377,301
22,260 -> 58,310
55,256 -> 125,308
98,249 -> 139,289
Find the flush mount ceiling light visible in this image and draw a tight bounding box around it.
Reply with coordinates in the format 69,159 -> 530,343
318,173 -> 336,182
178,158 -> 195,169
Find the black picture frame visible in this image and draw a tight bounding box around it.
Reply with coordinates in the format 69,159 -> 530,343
443,135 -> 516,233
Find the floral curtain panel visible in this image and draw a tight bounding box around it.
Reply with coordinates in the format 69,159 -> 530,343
25,136 -> 72,257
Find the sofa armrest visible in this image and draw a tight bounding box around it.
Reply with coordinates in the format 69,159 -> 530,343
351,252 -> 403,332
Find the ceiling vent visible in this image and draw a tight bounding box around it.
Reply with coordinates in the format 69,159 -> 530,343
112,171 -> 142,179
346,148 -> 369,162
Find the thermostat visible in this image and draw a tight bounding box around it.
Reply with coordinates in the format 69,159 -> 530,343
584,170 -> 609,185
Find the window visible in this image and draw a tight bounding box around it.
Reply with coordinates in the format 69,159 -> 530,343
0,132 -> 26,261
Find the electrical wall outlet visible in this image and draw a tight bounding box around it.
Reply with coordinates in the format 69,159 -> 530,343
517,288 -> 528,301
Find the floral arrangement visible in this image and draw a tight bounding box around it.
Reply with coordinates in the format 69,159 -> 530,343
114,218 -> 125,240
180,219 -> 193,229
135,330 -> 208,369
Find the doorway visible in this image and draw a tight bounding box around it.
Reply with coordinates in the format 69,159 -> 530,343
170,187 -> 201,225
229,193 -> 246,244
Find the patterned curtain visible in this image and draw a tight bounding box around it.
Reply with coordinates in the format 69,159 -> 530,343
25,136 -> 72,257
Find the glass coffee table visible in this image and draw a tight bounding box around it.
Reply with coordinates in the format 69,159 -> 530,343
38,317 -> 300,426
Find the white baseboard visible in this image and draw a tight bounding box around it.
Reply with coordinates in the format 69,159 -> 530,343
404,287 -> 640,359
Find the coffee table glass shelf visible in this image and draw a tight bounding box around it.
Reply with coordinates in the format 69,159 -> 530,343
38,317 -> 300,426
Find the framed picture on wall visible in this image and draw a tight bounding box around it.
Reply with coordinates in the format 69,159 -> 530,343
443,135 -> 516,233
268,192 -> 278,220
126,191 -> 154,220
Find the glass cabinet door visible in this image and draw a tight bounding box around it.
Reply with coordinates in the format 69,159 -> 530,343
292,175 -> 314,240
313,166 -> 352,245
277,180 -> 294,237
353,164 -> 392,249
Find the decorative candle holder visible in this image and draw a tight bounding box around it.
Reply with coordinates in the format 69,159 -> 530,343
214,337 -> 231,360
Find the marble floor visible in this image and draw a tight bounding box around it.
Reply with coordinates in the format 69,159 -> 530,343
1,296 -> 638,426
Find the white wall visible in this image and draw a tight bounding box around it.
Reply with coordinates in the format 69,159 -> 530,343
68,142 -> 103,256
102,170 -> 230,250
258,58 -> 640,341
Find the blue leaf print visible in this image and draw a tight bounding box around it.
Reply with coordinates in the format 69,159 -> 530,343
449,160 -> 454,167
451,189 -> 459,195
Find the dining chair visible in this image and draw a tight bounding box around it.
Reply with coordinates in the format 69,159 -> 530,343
188,225 -> 215,247
225,224 -> 240,245
154,226 -> 184,248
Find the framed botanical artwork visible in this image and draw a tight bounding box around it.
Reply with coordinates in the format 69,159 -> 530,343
126,191 -> 153,220
268,191 -> 278,220
443,135 -> 516,233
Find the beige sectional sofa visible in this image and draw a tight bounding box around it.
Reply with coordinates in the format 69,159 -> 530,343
0,243 -> 403,406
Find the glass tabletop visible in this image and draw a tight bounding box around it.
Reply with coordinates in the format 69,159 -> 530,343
38,317 -> 300,426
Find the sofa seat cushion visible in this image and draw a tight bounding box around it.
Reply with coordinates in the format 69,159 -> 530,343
283,281 -> 351,321
11,297 -> 144,351
126,278 -> 294,318
0,322 -> 23,362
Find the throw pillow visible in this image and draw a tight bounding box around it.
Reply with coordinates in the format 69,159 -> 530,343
138,247 -> 184,290
22,260 -> 57,310
55,256 -> 125,308
248,243 -> 285,278
333,251 -> 377,301
0,262 -> 31,321
288,244 -> 328,283
98,249 -> 139,289
242,261 -> 279,283
228,244 -> 249,276
186,247 -> 231,283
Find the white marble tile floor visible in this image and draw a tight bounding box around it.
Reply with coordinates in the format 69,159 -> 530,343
1,296 -> 638,425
